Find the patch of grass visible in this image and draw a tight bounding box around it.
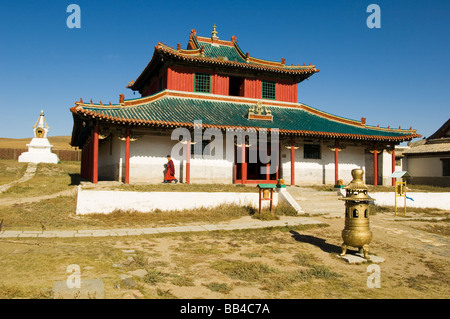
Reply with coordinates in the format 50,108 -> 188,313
143,269 -> 168,285
261,265 -> 341,293
0,161 -> 80,199
87,203 -> 256,228
156,288 -> 177,299
211,260 -> 276,282
302,265 -> 341,280
292,252 -> 319,267
204,282 -> 231,294
0,284 -> 53,299
175,242 -> 223,256
303,185 -> 335,192
241,252 -> 263,258
0,198 -> 260,231
0,160 -> 28,185
412,223 -> 450,236
251,202 -> 299,220
0,195 -> 78,231
170,274 -> 195,287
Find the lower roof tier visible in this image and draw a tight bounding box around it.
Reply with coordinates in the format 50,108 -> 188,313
70,90 -> 420,147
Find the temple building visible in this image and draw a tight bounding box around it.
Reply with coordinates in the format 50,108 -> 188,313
70,26 -> 420,185
402,118 -> 450,187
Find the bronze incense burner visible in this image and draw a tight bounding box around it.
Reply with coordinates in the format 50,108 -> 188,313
339,169 -> 373,259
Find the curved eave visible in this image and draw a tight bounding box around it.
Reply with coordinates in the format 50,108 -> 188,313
156,45 -> 319,75
70,107 -> 420,143
129,44 -> 319,92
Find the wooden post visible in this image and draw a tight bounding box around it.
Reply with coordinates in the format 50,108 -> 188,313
124,127 -> 130,184
334,140 -> 339,185
92,126 -> 99,184
186,138 -> 191,184
290,137 -> 295,185
391,148 -> 396,186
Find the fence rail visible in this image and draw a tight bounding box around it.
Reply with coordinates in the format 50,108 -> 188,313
0,148 -> 81,161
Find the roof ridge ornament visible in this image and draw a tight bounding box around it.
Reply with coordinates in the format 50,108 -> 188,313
248,101 -> 273,121
211,24 -> 219,41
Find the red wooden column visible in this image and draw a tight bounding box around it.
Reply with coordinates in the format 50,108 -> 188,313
373,146 -> 378,186
334,140 -> 339,185
186,138 -> 191,184
391,148 -> 396,186
290,137 -> 295,185
124,127 -> 130,184
92,126 -> 99,184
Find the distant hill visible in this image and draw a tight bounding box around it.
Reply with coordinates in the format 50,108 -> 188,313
0,136 -> 74,150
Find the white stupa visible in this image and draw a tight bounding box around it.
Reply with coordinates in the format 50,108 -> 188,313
18,110 -> 60,164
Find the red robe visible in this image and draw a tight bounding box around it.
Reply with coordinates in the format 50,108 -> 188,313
164,159 -> 176,181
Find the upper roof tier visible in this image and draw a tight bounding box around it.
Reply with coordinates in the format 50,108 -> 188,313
128,27 -> 319,93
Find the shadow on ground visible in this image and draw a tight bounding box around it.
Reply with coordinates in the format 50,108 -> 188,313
289,230 -> 342,254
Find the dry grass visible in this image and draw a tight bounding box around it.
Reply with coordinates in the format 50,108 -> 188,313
0,161 -> 80,199
0,159 -> 448,299
0,136 -> 73,150
0,193 -> 298,231
0,160 -> 28,185
0,221 -> 448,299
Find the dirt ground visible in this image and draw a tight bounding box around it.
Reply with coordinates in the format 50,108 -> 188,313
105,212 -> 449,299
0,209 -> 449,299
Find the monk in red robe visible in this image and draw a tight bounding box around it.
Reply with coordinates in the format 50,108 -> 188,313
164,155 -> 178,183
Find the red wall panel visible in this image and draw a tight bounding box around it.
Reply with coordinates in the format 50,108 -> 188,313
243,78 -> 261,99
167,66 -> 195,92
276,81 -> 298,103
213,74 -> 229,95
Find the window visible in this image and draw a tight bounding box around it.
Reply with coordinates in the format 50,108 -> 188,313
262,80 -> 276,100
191,140 -> 211,156
304,144 -> 321,159
442,159 -> 450,176
194,73 -> 211,93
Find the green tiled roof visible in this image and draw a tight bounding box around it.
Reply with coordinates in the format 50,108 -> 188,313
72,92 -> 419,142
194,36 -> 246,63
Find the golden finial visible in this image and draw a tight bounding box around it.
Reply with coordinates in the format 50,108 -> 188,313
211,24 -> 218,40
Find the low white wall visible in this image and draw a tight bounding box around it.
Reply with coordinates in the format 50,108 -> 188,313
76,187 -> 279,215
370,192 -> 450,210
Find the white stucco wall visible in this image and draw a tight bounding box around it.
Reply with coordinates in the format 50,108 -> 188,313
371,192 -> 450,210
98,136 -> 123,181
76,187 -> 279,215
281,143 -> 365,185
405,156 -> 444,177
124,134 -> 235,184
96,133 -> 401,186
381,150 -> 394,185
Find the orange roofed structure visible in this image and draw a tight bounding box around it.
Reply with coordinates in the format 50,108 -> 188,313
70,26 -> 420,186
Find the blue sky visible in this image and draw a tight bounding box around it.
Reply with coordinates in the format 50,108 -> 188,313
0,0 -> 449,141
